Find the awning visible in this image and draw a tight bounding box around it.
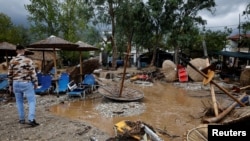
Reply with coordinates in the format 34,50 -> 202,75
213,51 -> 250,59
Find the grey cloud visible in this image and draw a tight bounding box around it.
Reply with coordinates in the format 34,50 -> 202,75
0,0 -> 30,25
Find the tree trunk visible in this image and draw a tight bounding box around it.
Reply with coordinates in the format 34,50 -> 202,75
108,2 -> 117,70
111,36 -> 117,69
150,34 -> 161,67
150,46 -> 157,66
174,46 -> 179,64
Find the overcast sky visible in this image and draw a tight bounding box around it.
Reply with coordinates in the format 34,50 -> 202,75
0,0 -> 249,33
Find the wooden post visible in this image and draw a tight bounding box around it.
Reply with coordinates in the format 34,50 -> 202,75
205,58 -> 219,116
210,83 -> 218,116
119,42 -> 131,97
53,47 -> 59,97
80,51 -> 83,82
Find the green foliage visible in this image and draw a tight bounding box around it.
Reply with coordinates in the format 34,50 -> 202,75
89,0 -> 217,65
25,0 -> 99,62
60,0 -> 93,41
204,29 -> 231,52
242,3 -> 250,32
25,0 -> 61,38
244,3 -> 250,17
161,0 -> 216,63
80,26 -> 103,45
0,13 -> 12,40
21,0 -> 231,66
0,13 -> 29,45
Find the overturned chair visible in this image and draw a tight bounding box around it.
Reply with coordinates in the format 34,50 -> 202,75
66,73 -> 97,99
66,80 -> 87,99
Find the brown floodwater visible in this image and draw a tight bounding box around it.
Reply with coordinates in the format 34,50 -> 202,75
49,82 -> 210,140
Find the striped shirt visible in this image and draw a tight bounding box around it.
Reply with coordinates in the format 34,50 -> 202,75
8,54 -> 38,86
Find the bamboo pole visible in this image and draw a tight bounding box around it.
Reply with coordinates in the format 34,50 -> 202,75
205,58 -> 219,116
210,83 -> 218,116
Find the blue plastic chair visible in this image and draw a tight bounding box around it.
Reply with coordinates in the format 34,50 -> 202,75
54,72 -> 69,94
0,74 -> 8,92
35,74 -> 52,95
0,79 -> 8,92
81,74 -> 96,92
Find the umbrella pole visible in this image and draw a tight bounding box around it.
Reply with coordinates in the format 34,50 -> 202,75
42,51 -> 45,72
53,48 -> 59,97
53,48 -> 57,78
80,51 -> 83,82
5,51 -> 9,66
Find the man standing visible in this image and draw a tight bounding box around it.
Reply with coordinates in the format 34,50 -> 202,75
8,45 -> 39,127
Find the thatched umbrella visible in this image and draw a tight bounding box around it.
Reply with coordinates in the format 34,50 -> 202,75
0,42 -> 15,65
28,35 -> 78,48
63,41 -> 99,82
27,35 -> 79,96
186,58 -> 207,82
75,41 -> 99,80
75,41 -> 98,51
27,35 -> 79,77
0,42 -> 33,65
162,60 -> 177,82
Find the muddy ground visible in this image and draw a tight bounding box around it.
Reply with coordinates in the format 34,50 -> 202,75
0,71 -> 246,141
0,93 -> 112,141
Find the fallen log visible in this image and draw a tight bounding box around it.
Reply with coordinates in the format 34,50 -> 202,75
202,93 -> 247,123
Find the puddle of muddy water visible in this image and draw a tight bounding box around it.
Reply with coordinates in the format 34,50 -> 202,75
50,82 -> 211,140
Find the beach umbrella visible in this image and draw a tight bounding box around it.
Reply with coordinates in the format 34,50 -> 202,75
0,42 -> 33,65
75,41 -> 99,51
27,35 -> 79,96
75,41 -> 99,79
0,42 -> 15,65
27,35 -> 79,77
62,41 -> 99,81
27,35 -> 78,48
